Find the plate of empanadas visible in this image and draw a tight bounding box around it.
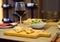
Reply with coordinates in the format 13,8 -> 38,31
4,26 -> 51,38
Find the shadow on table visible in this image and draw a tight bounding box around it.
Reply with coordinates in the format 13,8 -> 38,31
0,38 -> 25,42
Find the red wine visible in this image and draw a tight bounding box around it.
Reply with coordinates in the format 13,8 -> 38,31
16,11 -> 25,16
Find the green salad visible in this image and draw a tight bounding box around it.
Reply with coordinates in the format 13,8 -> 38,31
30,20 -> 41,24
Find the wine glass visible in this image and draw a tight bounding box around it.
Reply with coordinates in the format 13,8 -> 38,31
15,2 -> 26,24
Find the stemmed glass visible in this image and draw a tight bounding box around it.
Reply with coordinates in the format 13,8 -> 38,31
15,2 -> 26,25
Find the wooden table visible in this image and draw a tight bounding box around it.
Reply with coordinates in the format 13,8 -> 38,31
0,26 -> 59,42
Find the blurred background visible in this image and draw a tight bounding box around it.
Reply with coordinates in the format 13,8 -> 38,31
1,0 -> 60,22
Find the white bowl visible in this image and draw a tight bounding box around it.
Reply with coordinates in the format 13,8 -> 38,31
30,23 -> 46,29
57,25 -> 60,29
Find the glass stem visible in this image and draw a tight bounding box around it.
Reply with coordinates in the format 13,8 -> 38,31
20,16 -> 22,24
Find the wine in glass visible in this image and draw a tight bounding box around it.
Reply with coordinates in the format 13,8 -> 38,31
15,2 -> 26,24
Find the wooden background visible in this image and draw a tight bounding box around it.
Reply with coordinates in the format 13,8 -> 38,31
3,0 -> 42,22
